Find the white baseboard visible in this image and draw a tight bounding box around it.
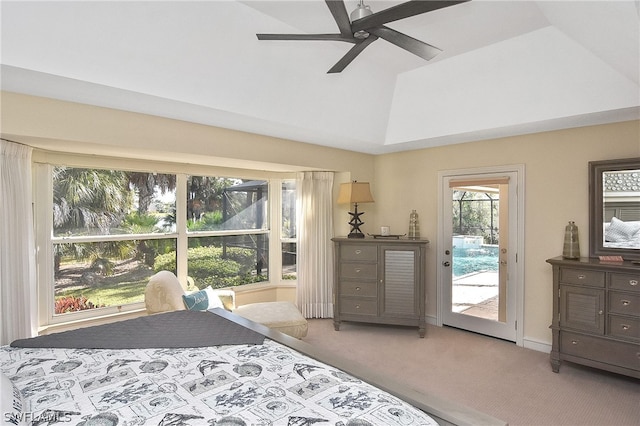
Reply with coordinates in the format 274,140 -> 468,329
426,315 -> 552,353
522,337 -> 552,353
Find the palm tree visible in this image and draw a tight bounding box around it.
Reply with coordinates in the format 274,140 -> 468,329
53,167 -> 130,235
52,167 -> 131,276
126,172 -> 176,214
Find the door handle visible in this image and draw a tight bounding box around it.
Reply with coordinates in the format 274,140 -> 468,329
443,261 -> 451,267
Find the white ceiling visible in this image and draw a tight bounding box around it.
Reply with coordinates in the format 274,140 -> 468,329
1,0 -> 639,155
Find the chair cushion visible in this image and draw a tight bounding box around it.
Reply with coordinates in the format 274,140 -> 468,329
234,301 -> 308,338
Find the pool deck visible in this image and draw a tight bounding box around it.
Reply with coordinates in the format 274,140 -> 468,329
452,271 -> 499,319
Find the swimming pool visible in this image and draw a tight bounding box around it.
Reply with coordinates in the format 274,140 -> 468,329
452,245 -> 499,277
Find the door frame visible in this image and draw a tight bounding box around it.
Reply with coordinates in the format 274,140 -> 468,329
436,164 -> 525,346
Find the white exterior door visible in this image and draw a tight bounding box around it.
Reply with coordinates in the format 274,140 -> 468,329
437,166 -> 524,344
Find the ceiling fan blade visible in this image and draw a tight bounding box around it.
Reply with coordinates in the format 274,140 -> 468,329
328,35 -> 378,73
257,33 -> 355,43
352,0 -> 469,33
368,26 -> 441,61
325,0 -> 353,38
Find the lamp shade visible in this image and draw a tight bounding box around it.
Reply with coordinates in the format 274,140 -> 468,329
337,182 -> 374,204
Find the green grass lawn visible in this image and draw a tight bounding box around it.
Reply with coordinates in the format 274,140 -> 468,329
55,259 -> 154,312
56,279 -> 147,307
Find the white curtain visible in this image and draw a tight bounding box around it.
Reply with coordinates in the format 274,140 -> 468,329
296,171 -> 334,318
0,140 -> 37,345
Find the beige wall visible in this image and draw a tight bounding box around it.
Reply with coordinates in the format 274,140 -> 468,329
1,91 -> 376,237
3,92 -> 639,345
373,121 -> 640,344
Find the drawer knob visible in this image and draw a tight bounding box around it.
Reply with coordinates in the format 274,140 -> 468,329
355,304 -> 360,309
621,300 -> 631,306
577,274 -> 586,280
622,324 -> 630,331
630,280 -> 638,286
355,287 -> 361,291
355,249 -> 362,255
355,268 -> 361,273
571,340 -> 579,345
598,310 -> 603,315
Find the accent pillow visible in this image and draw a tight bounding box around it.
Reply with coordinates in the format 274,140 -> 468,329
0,373 -> 27,425
182,286 -> 224,311
605,217 -> 640,242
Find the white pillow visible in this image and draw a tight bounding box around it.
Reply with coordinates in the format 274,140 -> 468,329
0,373 -> 27,425
605,217 -> 640,242
203,286 -> 225,309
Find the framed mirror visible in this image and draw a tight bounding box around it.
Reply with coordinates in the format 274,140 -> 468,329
589,157 -> 640,260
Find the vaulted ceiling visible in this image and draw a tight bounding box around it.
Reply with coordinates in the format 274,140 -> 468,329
1,1 -> 638,154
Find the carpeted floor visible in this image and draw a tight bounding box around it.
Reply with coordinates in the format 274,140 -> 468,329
303,318 -> 640,426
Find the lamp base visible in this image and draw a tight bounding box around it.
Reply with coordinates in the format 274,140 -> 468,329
347,204 -> 366,239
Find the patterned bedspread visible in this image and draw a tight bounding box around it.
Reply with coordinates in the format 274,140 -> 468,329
1,339 -> 439,425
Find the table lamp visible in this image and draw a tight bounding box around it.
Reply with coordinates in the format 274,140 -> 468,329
337,181 -> 374,238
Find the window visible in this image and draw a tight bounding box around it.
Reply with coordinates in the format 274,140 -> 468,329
50,167 -> 177,318
37,163 -> 296,326
185,176 -> 270,287
282,180 -> 296,280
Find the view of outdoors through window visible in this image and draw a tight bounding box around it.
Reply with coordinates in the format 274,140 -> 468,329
184,176 -> 270,289
52,167 -> 177,315
282,180 -> 296,280
51,167 -> 293,317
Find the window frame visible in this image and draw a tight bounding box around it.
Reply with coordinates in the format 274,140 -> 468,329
35,158 -> 296,328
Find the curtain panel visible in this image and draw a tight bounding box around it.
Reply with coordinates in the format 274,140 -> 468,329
296,171 -> 334,318
0,140 -> 37,345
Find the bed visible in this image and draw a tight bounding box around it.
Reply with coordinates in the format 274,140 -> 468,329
1,309 -> 506,426
604,217 -> 640,249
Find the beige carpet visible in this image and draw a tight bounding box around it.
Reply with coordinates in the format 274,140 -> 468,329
303,319 -> 640,426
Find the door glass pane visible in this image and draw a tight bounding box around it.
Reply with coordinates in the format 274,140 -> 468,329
451,187 -> 500,321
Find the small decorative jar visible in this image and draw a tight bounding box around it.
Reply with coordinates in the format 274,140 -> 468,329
562,221 -> 580,259
408,210 -> 420,240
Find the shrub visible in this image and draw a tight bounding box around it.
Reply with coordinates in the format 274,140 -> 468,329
55,296 -> 105,314
154,245 -> 264,289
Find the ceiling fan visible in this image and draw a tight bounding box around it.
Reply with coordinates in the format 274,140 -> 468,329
257,0 -> 469,73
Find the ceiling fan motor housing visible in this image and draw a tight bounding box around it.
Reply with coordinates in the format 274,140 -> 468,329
351,2 -> 373,38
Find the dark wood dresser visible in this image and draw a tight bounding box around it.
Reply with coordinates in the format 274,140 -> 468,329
546,256 -> 640,378
332,238 -> 428,337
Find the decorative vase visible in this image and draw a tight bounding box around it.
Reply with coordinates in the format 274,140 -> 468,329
408,210 -> 420,240
562,221 -> 580,259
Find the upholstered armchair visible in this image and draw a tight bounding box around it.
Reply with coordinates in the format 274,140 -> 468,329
144,271 -> 186,314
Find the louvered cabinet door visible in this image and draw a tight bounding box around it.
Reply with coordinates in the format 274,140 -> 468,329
379,244 -> 426,337
382,248 -> 419,317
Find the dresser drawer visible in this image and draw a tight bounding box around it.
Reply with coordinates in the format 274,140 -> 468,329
560,331 -> 640,371
339,298 -> 378,316
340,263 -> 377,280
609,291 -> 640,317
608,315 -> 640,341
560,268 -> 605,287
610,273 -> 640,293
340,281 -> 377,297
340,244 -> 377,262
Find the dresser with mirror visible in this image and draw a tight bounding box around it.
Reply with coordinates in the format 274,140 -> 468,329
548,157 -> 640,378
